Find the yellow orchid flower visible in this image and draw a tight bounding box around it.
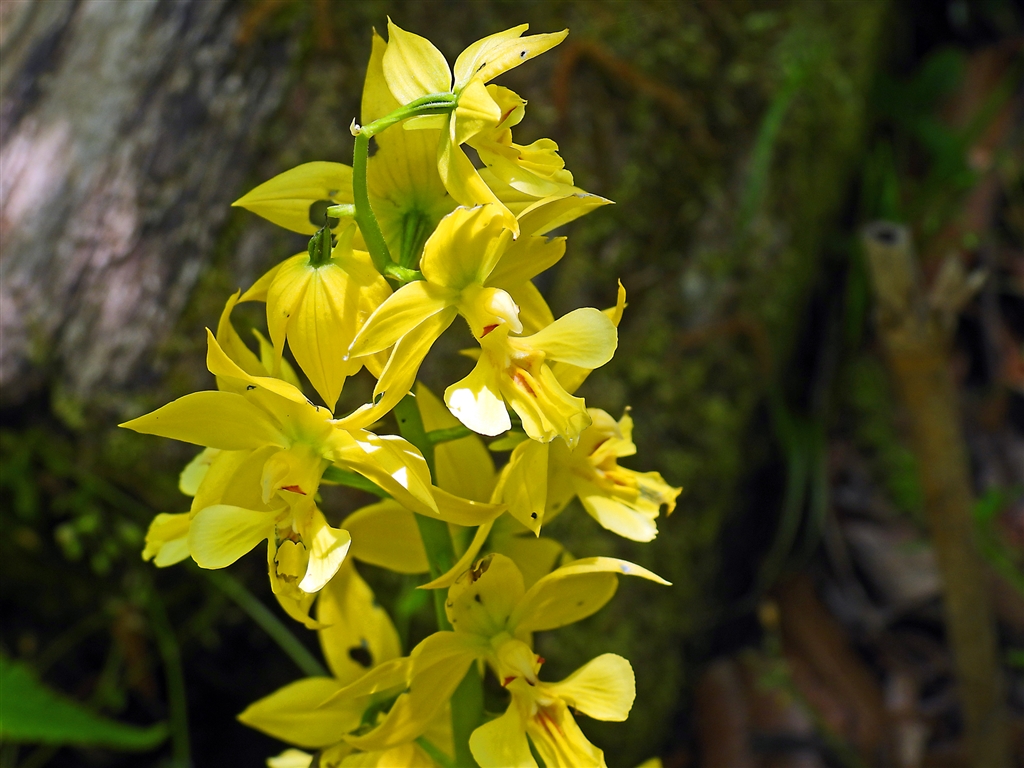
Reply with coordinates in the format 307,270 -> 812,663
544,409 -> 681,542
381,20 -> 570,218
350,385 -> 566,591
238,224 -> 392,410
240,562 -> 453,767
341,554 -> 668,754
363,29 -> 458,266
494,405 -> 679,543
470,652 -> 635,768
123,332 -> 498,615
144,455 -> 434,627
232,161 -> 354,236
340,204 -> 566,430
141,512 -> 191,567
233,32 -> 453,263
445,307 -> 617,446
466,85 -> 579,201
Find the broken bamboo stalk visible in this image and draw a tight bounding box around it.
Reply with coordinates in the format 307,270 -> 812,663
862,222 -> 1008,768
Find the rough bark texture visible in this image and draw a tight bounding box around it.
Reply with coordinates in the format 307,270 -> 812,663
0,0 -> 290,412
0,1 -> 888,764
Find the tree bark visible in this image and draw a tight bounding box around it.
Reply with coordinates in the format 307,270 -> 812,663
0,0 -> 290,409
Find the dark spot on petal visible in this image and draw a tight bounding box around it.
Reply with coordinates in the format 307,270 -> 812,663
309,199 -> 340,229
469,555 -> 493,582
576,600 -> 584,607
246,385 -> 256,391
520,50 -> 527,58
474,593 -> 482,604
348,641 -> 373,668
530,512 -> 538,519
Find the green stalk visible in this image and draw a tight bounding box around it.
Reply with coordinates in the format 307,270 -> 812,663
145,582 -> 191,768
352,130 -> 395,277
205,570 -> 327,678
350,94 -> 455,284
394,395 -> 483,768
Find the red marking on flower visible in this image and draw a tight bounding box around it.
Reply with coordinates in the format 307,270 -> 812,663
502,676 -> 516,687
281,485 -> 306,495
512,370 -> 536,396
536,655 -> 545,665
536,708 -> 565,737
481,324 -> 498,337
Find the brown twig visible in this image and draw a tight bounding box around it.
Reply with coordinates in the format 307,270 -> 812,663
862,222 -> 1010,768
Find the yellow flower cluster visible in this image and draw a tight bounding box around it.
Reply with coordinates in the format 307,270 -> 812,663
125,19 -> 680,768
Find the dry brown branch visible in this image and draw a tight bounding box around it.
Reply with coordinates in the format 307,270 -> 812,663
862,222 -> 1010,768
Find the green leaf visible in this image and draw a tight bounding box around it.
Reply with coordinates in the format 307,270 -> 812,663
322,466 -> 391,498
0,656 -> 168,751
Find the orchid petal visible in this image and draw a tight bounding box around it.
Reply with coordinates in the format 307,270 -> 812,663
509,557 -> 670,634
382,19 -> 452,104
120,391 -> 285,451
547,654 -> 635,721
469,704 -> 536,768
345,500 -> 429,574
525,307 -> 617,368
237,677 -> 355,748
232,162 -> 354,235
445,354 -> 511,437
453,25 -> 529,87
420,205 -> 511,290
187,504 -> 275,569
142,513 -> 191,567
416,383 -> 495,502
349,280 -> 453,358
298,507 -> 352,593
317,562 -> 401,684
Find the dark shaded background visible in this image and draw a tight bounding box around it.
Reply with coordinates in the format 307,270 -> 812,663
1,0 -> 1023,766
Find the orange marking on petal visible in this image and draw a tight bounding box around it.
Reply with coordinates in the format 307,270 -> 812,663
512,370 -> 536,396
281,485 -> 306,495
536,708 -> 565,737
502,676 -> 516,687
481,324 -> 498,337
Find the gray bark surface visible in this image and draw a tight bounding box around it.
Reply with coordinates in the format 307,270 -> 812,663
1,0 -> 288,408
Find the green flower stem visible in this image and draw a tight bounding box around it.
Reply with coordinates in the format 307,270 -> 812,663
358,93 -> 456,139
426,425 -> 474,445
352,130 -> 394,276
205,570 -> 327,678
394,394 -> 484,768
144,579 -> 191,768
322,465 -> 391,498
350,94 -> 455,284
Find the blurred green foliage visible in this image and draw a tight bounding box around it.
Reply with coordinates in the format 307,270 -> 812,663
0,656 -> 167,751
